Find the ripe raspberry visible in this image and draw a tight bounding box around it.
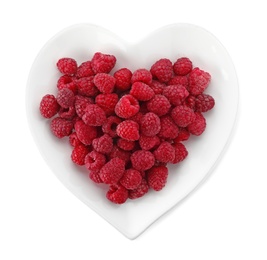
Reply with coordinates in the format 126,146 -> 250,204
150,58 -> 173,83
158,115 -> 179,139
95,93 -> 118,115
56,57 -> 77,75
184,95 -> 196,110
168,75 -> 188,87
69,132 -> 82,147
149,80 -> 166,94
71,144 -> 90,165
129,82 -> 155,101
114,68 -> 132,91
56,88 -> 75,108
99,157 -> 125,184
171,105 -> 196,127
91,52 -> 116,74
172,142 -> 188,164
173,57 -> 193,76
93,73 -> 116,94
109,145 -> 131,163
130,150 -> 155,171
129,112 -> 143,125
147,166 -> 168,191
195,94 -> 215,112
50,117 -> 73,138
188,67 -> 211,95
85,150 -> 106,171
57,75 -> 77,93
115,94 -> 139,118
82,104 -> 106,126
116,120 -> 139,141
74,120 -> 97,145
128,178 -> 149,199
120,169 -> 142,190
174,128 -> 190,142
187,112 -> 206,136
106,184 -> 128,204
75,76 -> 99,97
140,112 -> 161,137
162,84 -> 189,106
139,135 -> 160,151
117,138 -> 136,151
153,141 -> 175,163
102,116 -> 121,138
131,68 -> 152,84
76,61 -> 94,78
89,170 -> 103,184
39,94 -> 59,118
146,94 -> 171,116
74,95 -> 94,118
92,134 -> 113,154
58,106 -> 76,120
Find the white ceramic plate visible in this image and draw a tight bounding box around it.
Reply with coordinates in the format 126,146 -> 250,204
26,23 -> 238,239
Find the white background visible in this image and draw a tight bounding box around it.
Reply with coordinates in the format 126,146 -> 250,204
1,0 -> 266,259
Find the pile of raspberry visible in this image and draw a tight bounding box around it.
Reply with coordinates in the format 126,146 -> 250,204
39,52 -> 215,204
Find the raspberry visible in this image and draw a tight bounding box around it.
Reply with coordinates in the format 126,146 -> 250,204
150,58 -> 173,83
139,135 -> 160,151
130,150 -> 155,171
128,178 -> 149,199
184,95 -> 196,109
91,52 -> 116,74
85,150 -> 106,171
75,76 -> 99,97
188,67 -> 211,95
153,141 -> 175,163
56,88 -> 75,108
50,117 -> 73,138
149,80 -> 166,94
115,94 -> 139,118
102,116 -> 121,138
93,73 -> 116,94
58,106 -> 76,120
39,94 -> 59,118
89,170 -> 103,184
74,120 -> 97,145
174,128 -> 190,142
116,120 -> 139,141
173,57 -> 192,76
109,145 -> 131,163
131,68 -> 152,84
114,68 -> 132,91
130,82 -> 155,101
171,105 -> 196,127
56,57 -> 77,75
71,144 -> 90,165
117,138 -> 136,151
162,84 -> 189,106
158,115 -> 179,139
146,94 -> 171,116
187,112 -> 206,136
140,112 -> 161,137
195,94 -> 215,112
57,75 -> 77,93
92,134 -> 113,154
168,75 -> 188,87
120,169 -> 142,190
172,142 -> 188,164
99,157 -> 125,184
69,132 -> 82,147
106,184 -> 128,204
129,112 -> 143,124
147,166 -> 168,191
82,104 -> 106,126
74,95 -> 94,118
95,93 -> 118,115
76,61 -> 94,78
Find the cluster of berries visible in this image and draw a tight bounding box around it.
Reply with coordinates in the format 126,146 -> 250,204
39,52 -> 214,204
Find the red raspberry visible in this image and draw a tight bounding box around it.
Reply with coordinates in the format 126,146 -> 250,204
69,132 -> 82,147
173,57 -> 193,76
115,94 -> 140,118
117,138 -> 136,151
116,120 -> 139,141
92,134 -> 113,154
140,112 -> 161,137
71,144 -> 90,165
58,106 -> 76,120
50,117 -> 73,138
56,88 -> 75,108
149,80 -> 166,94
128,178 -> 149,199
147,166 -> 168,191
131,68 -> 152,84
89,170 -> 103,184
95,93 -> 118,115
187,112 -> 206,136
76,61 -> 94,78
91,52 -> 116,74
163,84 -> 189,106
106,184 -> 128,204
184,95 -> 196,110
139,135 -> 160,151
109,145 -> 131,163
114,68 -> 132,91
120,169 -> 142,190
129,112 -> 143,125
39,94 -> 59,118
57,75 -> 77,93
99,157 -> 125,184
153,141 -> 175,163
56,57 -> 77,75
102,116 -> 121,138
146,94 -> 171,116
75,76 -> 99,97
195,94 -> 215,112
188,67 -> 211,95
150,58 -> 173,83
168,75 -> 188,87
74,95 -> 94,118
82,104 -> 106,126
74,120 -> 97,145
130,150 -> 155,171
171,105 -> 196,127
93,73 -> 116,94
130,82 -> 155,101
158,115 -> 179,139
85,150 -> 106,171
174,128 -> 190,142
172,142 -> 188,164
